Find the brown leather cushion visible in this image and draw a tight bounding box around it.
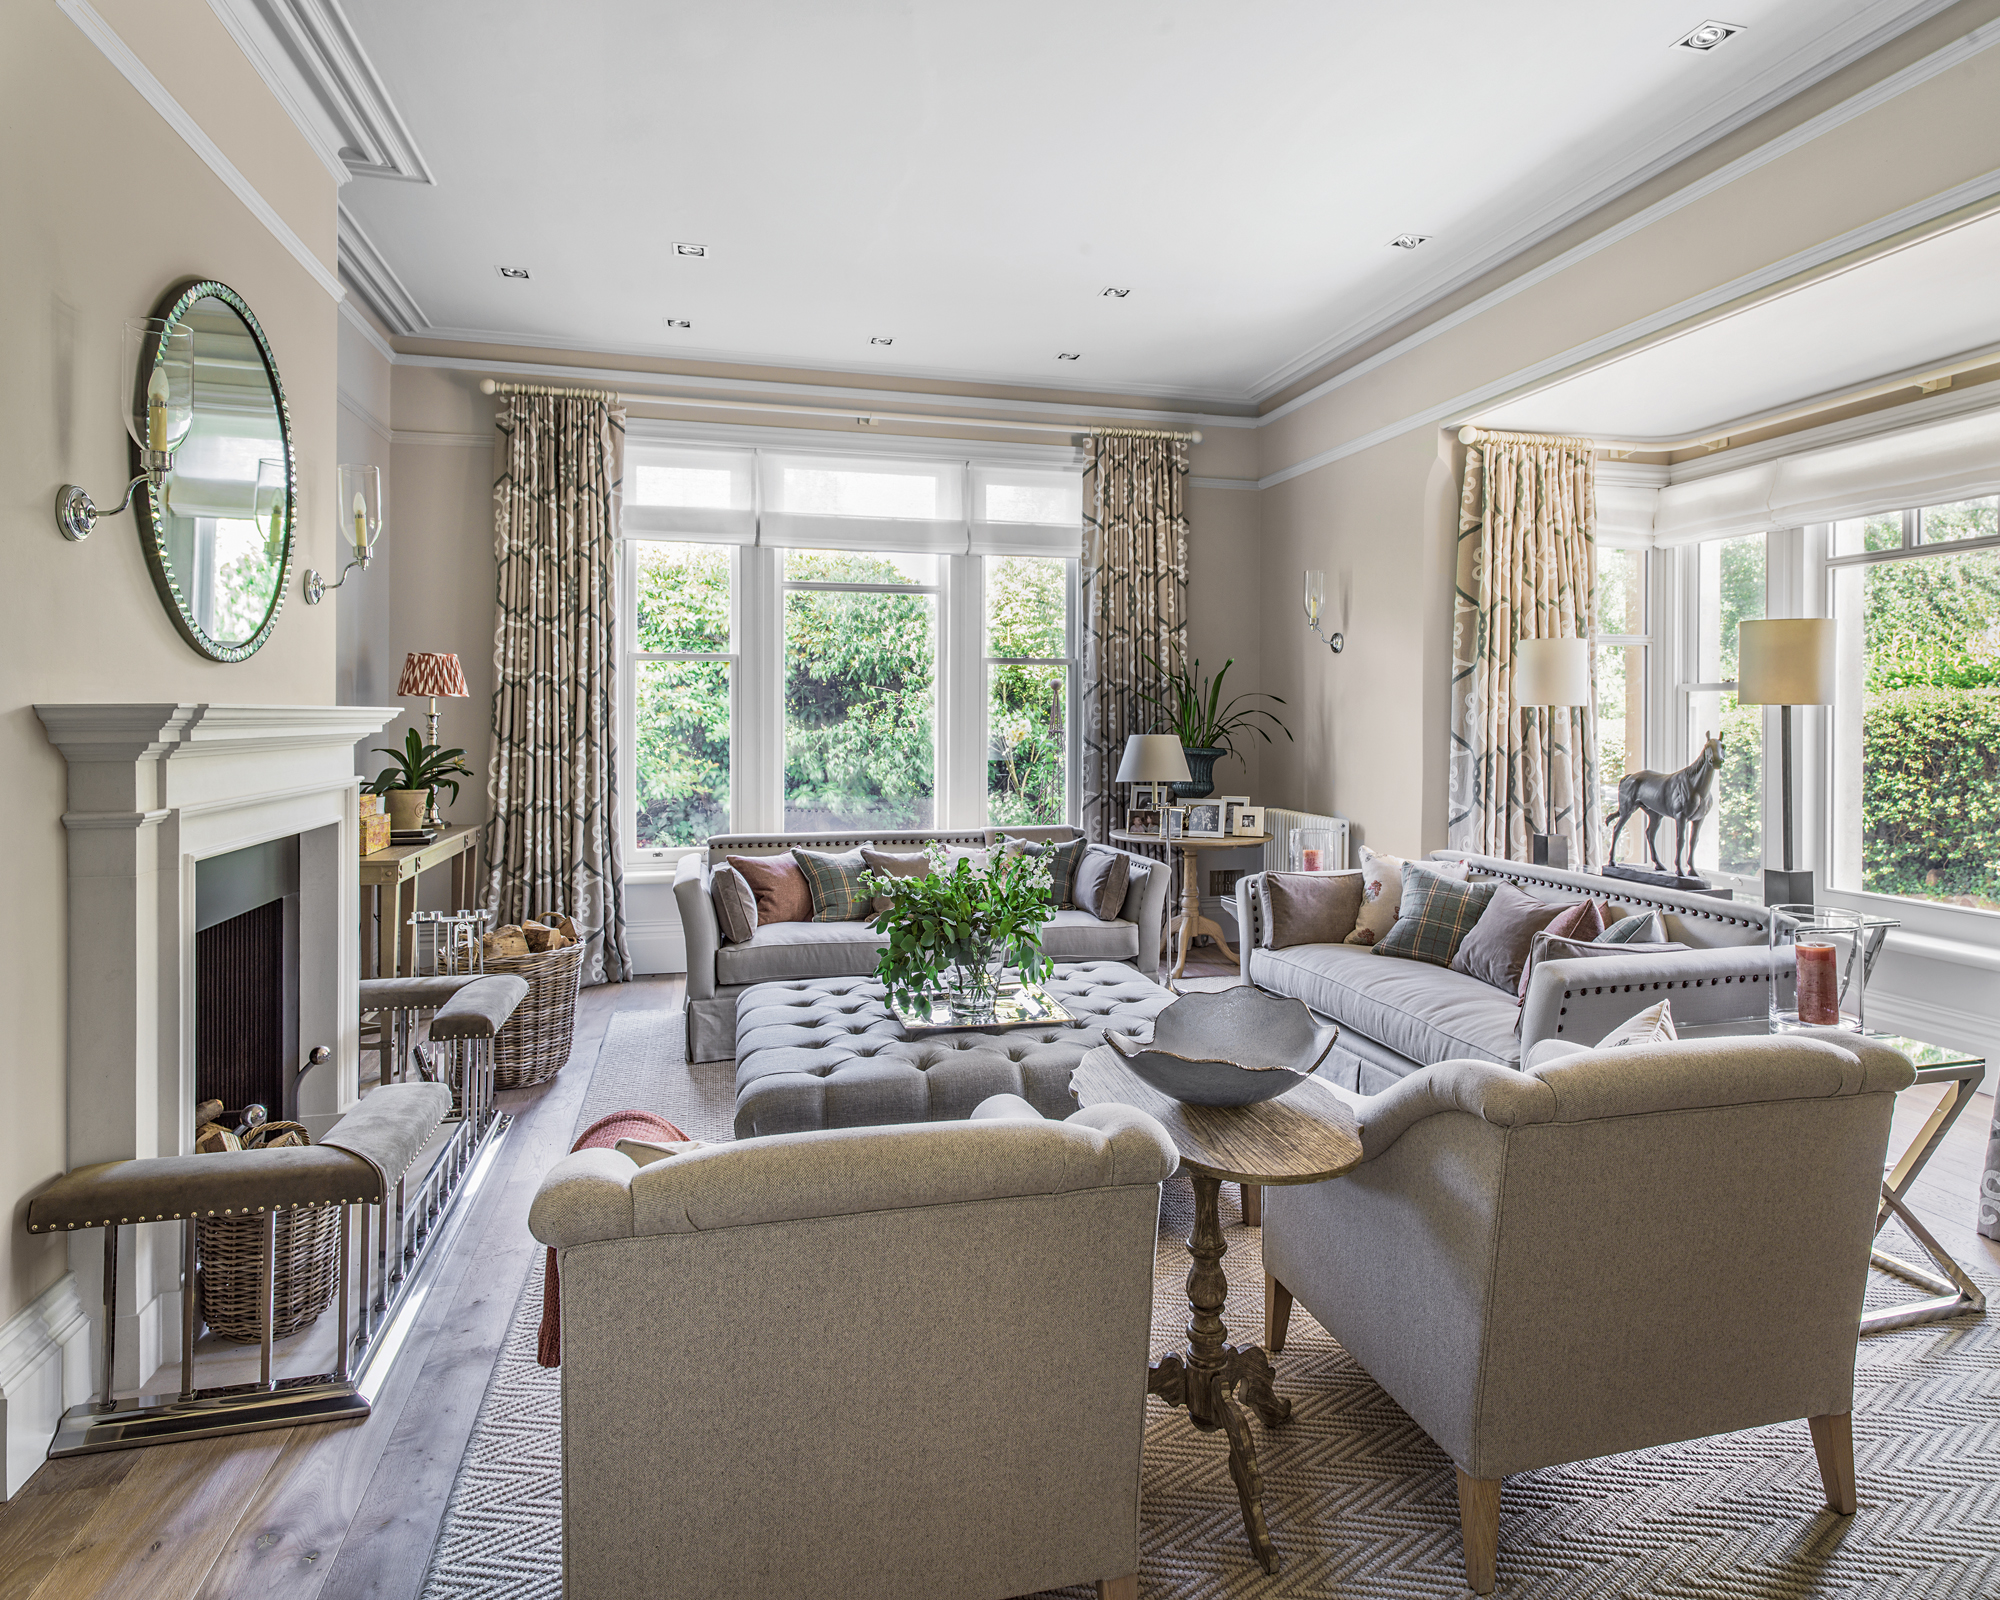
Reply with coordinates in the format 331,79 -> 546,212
1260,871 -> 1364,949
730,853 -> 813,925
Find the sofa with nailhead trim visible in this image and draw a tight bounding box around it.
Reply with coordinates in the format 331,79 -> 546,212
1236,853 -> 1787,1093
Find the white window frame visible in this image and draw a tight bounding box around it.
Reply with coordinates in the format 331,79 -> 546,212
981,554 -> 1082,831
1593,539 -> 1663,863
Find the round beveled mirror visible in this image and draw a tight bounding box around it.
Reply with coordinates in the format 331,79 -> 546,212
138,280 -> 295,661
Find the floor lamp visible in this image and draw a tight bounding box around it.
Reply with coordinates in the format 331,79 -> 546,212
1513,637 -> 1593,869
1736,618 -> 1838,908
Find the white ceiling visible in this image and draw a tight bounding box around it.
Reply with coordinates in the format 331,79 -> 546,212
330,0 -> 1953,403
1471,207 -> 2000,441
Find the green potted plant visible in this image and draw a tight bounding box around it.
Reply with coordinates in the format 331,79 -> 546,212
863,846 -> 1054,1022
366,727 -> 474,832
1138,652 -> 1292,798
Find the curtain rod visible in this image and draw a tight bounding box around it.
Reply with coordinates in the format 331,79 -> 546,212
478,379 -> 1201,442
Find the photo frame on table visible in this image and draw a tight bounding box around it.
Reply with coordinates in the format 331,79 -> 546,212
1125,806 -> 1161,837
1183,800 -> 1226,838
1233,805 -> 1264,836
1164,806 -> 1189,841
1219,796 -> 1251,835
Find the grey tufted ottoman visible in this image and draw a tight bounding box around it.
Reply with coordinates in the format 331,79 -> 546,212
731,960 -> 1175,1136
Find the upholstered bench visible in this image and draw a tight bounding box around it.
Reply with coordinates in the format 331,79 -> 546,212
730,960 -> 1175,1136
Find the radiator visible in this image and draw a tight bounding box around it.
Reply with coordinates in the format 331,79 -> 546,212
1261,808 -> 1349,873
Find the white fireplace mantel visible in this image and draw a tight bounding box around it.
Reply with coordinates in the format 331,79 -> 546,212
36,702 -> 398,1389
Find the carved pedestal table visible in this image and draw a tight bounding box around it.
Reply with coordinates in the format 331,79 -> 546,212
1071,1046 -> 1361,1574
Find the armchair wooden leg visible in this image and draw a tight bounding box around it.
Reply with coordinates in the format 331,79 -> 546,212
1096,1576 -> 1137,1600
1808,1412 -> 1856,1515
1455,1470 -> 1501,1596
1240,1182 -> 1261,1226
1264,1273 -> 1293,1353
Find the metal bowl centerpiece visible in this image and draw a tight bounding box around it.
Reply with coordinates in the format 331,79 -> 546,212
1107,987 -> 1338,1107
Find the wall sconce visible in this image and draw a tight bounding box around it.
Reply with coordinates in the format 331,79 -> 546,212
305,463 -> 383,603
56,319 -> 195,541
1303,569 -> 1344,653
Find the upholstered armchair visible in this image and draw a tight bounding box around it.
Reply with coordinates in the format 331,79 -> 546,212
1261,1033 -> 1915,1594
529,1098 -> 1178,1600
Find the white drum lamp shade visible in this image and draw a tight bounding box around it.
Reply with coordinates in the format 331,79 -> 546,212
1735,619 -> 1837,705
1513,637 -> 1593,707
1115,734 -> 1192,785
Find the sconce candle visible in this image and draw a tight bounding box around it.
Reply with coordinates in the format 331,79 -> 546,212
1302,569 -> 1344,654
146,365 -> 170,452
306,464 -> 384,604
353,492 -> 368,560
55,317 -> 195,542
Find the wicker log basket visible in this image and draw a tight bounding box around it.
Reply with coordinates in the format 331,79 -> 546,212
195,1120 -> 341,1343
483,938 -> 587,1089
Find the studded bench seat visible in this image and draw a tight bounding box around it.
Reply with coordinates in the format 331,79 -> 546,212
731,960 -> 1175,1137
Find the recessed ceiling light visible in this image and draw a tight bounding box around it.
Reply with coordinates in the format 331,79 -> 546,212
1056,352 -> 1081,361
1388,234 -> 1432,251
871,336 -> 894,346
1101,287 -> 1131,298
495,265 -> 530,280
663,318 -> 691,330
1672,19 -> 1744,51
674,242 -> 707,258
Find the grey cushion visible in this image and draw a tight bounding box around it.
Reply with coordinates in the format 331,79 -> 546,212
1117,857 -> 1154,921
1599,910 -> 1667,943
1450,882 -> 1577,993
1248,942 -> 1524,1068
358,974 -> 489,1011
1040,907 -> 1140,962
1072,846 -> 1130,921
859,848 -> 931,913
428,975 -> 530,1039
1260,872 -> 1364,949
710,863 -> 758,944
715,921 -> 889,987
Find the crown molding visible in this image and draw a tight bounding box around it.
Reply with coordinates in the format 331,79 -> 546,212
625,415 -> 1081,467
338,297 -> 398,363
206,0 -> 433,183
58,0 -> 343,303
336,384 -> 391,444
337,203 -> 427,333
1254,8 -> 2000,417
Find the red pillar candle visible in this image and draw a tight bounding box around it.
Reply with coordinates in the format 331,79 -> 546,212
1300,848 -> 1324,872
1796,942 -> 1840,1026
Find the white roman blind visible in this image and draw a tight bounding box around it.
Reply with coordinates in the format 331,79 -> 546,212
757,451 -> 967,552
624,443 -> 756,544
969,462 -> 1084,557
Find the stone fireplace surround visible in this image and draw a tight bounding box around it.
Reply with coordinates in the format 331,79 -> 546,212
31,703 -> 398,1416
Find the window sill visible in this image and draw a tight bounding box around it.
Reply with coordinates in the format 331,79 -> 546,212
1882,929 -> 2000,974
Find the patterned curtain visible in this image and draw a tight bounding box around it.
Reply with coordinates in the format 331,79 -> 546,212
486,392 -> 633,984
1080,431 -> 1190,842
1447,432 -> 1600,864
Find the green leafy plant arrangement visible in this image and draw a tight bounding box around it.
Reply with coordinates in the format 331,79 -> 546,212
863,845 -> 1054,1015
1138,652 -> 1292,755
365,727 -> 474,804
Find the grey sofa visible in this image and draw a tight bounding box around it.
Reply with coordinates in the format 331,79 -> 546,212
1263,1030 -> 1915,1592
1237,852 -> 1784,1089
674,826 -> 1170,1061
528,1097 -> 1179,1600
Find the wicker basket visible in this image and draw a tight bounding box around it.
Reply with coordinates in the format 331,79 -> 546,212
485,938 -> 587,1089
194,1121 -> 341,1342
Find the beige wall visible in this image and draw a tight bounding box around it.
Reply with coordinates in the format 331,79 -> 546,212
0,0 -> 339,1320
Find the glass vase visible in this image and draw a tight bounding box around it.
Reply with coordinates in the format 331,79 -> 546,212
1291,828 -> 1337,873
1768,904 -> 1895,1033
944,936 -> 1006,1023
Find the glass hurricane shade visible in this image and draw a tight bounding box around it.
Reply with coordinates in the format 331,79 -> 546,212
1736,618 -> 1837,705
1303,569 -> 1326,630
1115,734 -> 1193,785
123,319 -> 194,456
1513,637 -> 1592,707
397,652 -> 469,700
337,462 -> 383,561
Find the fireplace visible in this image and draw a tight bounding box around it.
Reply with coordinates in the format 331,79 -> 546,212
194,837 -> 300,1122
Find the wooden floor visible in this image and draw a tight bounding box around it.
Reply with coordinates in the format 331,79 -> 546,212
0,980 -> 1994,1599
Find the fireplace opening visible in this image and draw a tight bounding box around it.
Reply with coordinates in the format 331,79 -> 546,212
195,837 -> 300,1125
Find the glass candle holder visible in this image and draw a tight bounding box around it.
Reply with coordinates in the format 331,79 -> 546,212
1768,905 -> 1896,1033
1291,827 -> 1336,874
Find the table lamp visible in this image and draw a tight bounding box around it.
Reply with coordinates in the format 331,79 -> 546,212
397,651 -> 470,828
1115,734 -> 1192,813
1513,636 -> 1592,868
1736,617 -> 1837,908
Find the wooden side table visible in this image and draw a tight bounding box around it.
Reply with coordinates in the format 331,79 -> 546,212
1072,1046 -> 1361,1574
1113,829 -> 1271,980
359,823 -> 479,979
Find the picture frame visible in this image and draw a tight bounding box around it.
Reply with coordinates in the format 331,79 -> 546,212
1184,800 -> 1226,838
1125,806 -> 1160,837
1164,806 -> 1189,841
1219,796 -> 1251,835
1233,805 -> 1264,836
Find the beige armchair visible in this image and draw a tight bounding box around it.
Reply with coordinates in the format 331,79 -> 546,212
1261,1033 -> 1915,1594
529,1098 -> 1178,1600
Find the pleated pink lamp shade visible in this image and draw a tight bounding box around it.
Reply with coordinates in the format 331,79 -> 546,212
396,652 -> 469,700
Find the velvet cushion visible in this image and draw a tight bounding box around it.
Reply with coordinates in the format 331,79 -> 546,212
1261,871 -> 1365,949
1517,897 -> 1608,1000
792,845 -> 879,922
1072,846 -> 1132,922
1451,883 -> 1580,993
710,863 -> 758,945
1374,866 -> 1498,968
730,853 -> 813,926
858,848 -> 931,913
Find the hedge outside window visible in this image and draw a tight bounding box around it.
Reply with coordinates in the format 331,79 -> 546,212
630,541 -> 732,849
986,555 -> 1074,827
1685,533 -> 1765,883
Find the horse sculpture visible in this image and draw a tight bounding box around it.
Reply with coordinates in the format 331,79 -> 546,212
1606,733 -> 1725,878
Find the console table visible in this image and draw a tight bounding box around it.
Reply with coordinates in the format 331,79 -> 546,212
360,823 -> 479,979
1111,829 -> 1270,981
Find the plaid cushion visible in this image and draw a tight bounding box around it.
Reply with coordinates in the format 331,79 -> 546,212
791,844 -> 878,922
1374,867 -> 1499,968
995,833 -> 1084,907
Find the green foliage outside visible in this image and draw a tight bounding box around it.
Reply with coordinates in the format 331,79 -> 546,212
987,557 -> 1067,827
634,545 -> 731,847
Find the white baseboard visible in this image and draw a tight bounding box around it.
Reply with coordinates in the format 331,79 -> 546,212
0,1274 -> 91,1498
628,922 -> 687,976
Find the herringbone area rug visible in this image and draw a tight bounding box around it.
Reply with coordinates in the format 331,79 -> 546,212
421,1010 -> 2000,1599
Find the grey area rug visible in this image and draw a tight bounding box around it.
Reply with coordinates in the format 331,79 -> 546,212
423,1010 -> 2000,1599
